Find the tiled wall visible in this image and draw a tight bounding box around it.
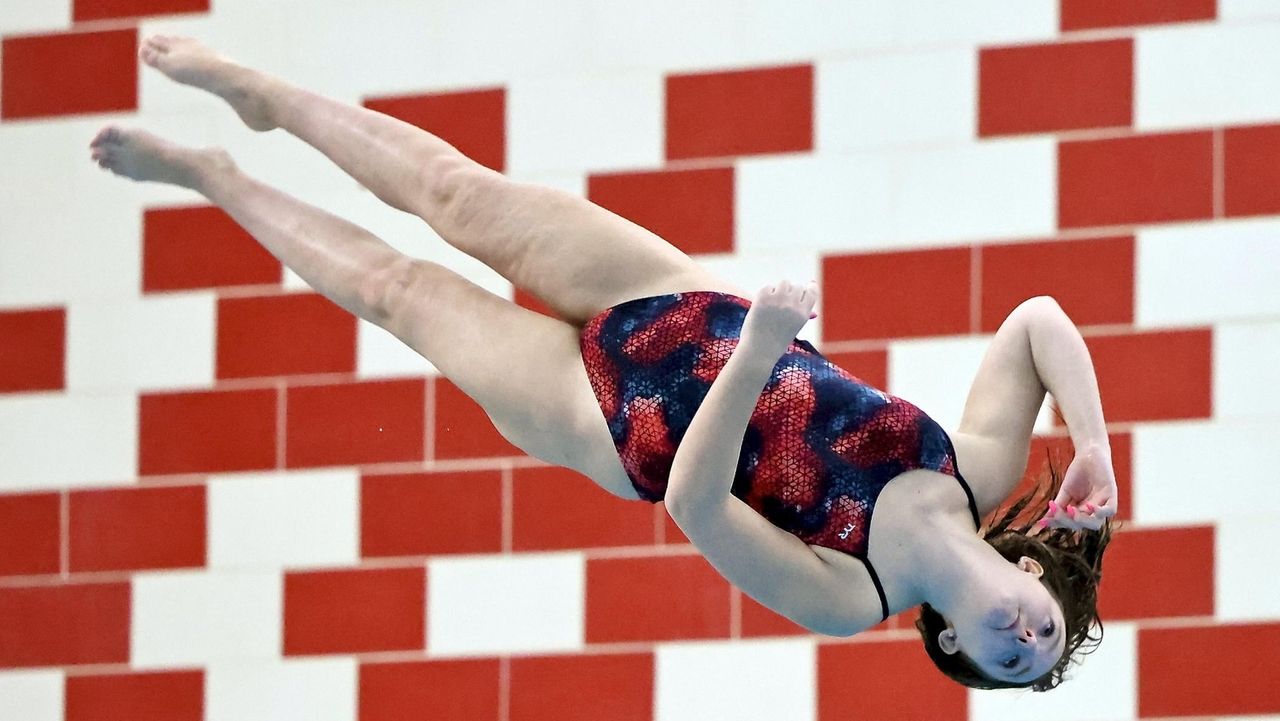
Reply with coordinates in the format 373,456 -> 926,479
1,1 -> 1278,720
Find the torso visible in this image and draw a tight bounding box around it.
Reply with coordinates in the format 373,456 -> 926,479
578,291 -> 982,617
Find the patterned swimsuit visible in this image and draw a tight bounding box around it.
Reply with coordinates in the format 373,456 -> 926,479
579,291 -> 980,619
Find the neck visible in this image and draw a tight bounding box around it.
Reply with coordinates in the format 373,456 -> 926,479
907,508 -> 1011,618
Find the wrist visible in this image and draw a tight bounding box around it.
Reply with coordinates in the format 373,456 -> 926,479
735,334 -> 789,367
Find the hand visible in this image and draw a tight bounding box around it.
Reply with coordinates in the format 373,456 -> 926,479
1038,443 -> 1117,532
739,280 -> 819,356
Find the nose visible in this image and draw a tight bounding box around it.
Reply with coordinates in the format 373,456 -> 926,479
1016,627 -> 1036,646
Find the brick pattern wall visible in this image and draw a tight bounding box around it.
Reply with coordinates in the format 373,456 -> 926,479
2,1 -> 1279,720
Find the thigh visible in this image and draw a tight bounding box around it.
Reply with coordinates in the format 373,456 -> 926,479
376,258 -> 639,499
432,170 -> 749,325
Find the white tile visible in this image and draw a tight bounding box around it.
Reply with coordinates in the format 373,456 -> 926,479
0,0 -> 69,35
736,153 -> 895,254
66,292 -> 216,392
0,393 -> 137,492
969,623 -> 1137,721
207,657 -> 356,721
695,251 -> 822,347
356,319 -> 437,378
421,0 -> 596,87
1137,23 -> 1280,130
1220,0 -> 1280,20
895,137 -> 1057,244
208,469 -> 359,570
818,49 -> 977,152
586,0 -> 773,74
1215,322 -> 1280,421
655,638 -> 816,721
1137,219 -> 1280,327
1217,516 -> 1280,621
132,569 -> 283,668
1133,421 -> 1280,525
0,670 -> 63,721
507,72 -> 663,176
888,335 -> 993,432
892,0 -> 1058,48
427,552 -> 584,657
732,0 -> 892,65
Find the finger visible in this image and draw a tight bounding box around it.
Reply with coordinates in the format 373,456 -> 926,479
1046,501 -> 1083,531
778,279 -> 793,294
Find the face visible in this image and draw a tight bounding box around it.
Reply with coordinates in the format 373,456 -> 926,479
937,557 -> 1067,683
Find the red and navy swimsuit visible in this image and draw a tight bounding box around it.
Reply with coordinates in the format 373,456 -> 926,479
580,291 -> 980,620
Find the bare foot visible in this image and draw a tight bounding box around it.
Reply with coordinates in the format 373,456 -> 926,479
139,35 -> 277,131
90,125 -> 233,189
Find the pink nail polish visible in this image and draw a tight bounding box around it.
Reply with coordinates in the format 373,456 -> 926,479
809,313 -> 818,319
1037,518 -> 1049,529
1066,505 -> 1077,518
1048,501 -> 1058,514
1085,502 -> 1096,513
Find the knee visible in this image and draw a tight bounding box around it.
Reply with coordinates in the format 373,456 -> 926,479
359,255 -> 424,329
422,159 -> 502,229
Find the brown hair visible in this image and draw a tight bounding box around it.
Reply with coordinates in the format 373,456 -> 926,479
915,452 -> 1115,691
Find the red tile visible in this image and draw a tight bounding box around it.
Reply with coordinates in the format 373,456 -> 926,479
586,555 -> 730,643
359,659 -> 500,721
143,206 -> 282,292
980,39 -> 1132,137
1059,131 -> 1214,228
661,506 -> 687,545
0,492 -> 61,577
1085,329 -> 1212,422
139,388 -> 277,475
822,349 -> 889,392
1224,123 -> 1280,217
979,236 -> 1134,332
822,248 -> 972,341
364,88 -> 505,173
0,308 -> 64,393
513,466 -> 655,551
0,583 -> 130,668
587,167 -> 734,255
1,29 -> 137,120
740,593 -> 810,638
361,470 -> 502,557
286,379 -> 426,467
666,64 -> 812,160
285,567 -> 425,656
66,670 -> 203,721
1140,622 -> 1280,716
1099,526 -> 1213,620
1062,0 -> 1216,30
1018,433 -> 1133,522
433,379 -> 520,460
70,485 -> 205,573
74,0 -> 208,21
217,293 -> 357,379
818,639 -> 968,721
513,288 -> 558,319
510,653 -> 653,721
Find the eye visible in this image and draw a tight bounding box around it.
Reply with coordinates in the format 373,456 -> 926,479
1042,621 -> 1056,637
1001,655 -> 1019,669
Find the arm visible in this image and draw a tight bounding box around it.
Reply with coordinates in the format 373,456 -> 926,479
666,282 -> 881,635
951,296 -> 1115,522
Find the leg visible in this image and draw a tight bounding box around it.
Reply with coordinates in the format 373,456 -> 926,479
90,127 -> 638,499
138,36 -> 747,324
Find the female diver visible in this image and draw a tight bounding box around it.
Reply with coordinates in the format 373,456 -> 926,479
91,36 -> 1117,691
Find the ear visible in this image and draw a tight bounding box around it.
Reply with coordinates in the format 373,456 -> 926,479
1017,556 -> 1045,578
937,627 -> 960,655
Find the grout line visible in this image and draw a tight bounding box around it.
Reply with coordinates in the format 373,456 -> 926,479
970,243 -> 982,333
730,588 -> 742,639
1213,127 -> 1225,218
502,466 -> 513,554
425,378 -> 436,463
498,655 -> 511,721
276,381 -> 287,469
61,490 -> 70,578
